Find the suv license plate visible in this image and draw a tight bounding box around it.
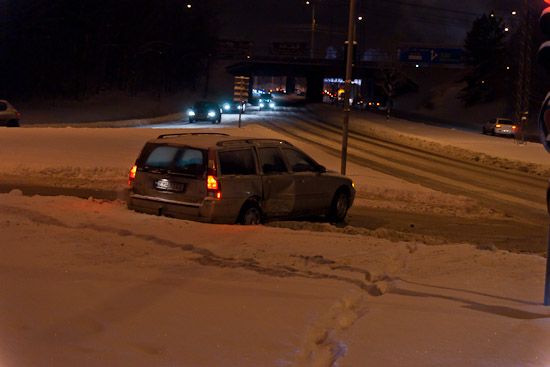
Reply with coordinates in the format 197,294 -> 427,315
155,179 -> 185,192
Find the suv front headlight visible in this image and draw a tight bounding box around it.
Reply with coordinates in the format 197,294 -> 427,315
208,111 -> 216,117
188,110 -> 195,116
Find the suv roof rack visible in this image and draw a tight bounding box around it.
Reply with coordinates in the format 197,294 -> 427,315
157,133 -> 230,139
216,138 -> 293,147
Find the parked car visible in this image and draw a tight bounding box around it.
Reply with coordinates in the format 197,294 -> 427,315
221,100 -> 246,114
187,102 -> 222,124
125,133 -> 355,224
0,100 -> 20,127
482,118 -> 517,136
258,93 -> 275,110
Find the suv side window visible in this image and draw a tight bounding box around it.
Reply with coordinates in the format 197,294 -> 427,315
0,102 -> 6,111
219,149 -> 257,175
282,148 -> 317,172
258,147 -> 288,174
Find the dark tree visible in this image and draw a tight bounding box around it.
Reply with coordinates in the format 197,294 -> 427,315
0,0 -> 219,101
460,12 -> 507,106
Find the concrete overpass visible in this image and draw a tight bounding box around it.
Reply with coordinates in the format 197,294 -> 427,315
225,58 -> 418,103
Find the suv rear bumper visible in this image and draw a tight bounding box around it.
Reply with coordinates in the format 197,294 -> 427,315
126,190 -> 239,224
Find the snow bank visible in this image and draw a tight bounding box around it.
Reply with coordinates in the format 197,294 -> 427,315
1,191 -> 549,367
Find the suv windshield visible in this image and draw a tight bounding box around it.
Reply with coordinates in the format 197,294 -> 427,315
194,102 -> 215,109
140,144 -> 206,177
260,94 -> 272,100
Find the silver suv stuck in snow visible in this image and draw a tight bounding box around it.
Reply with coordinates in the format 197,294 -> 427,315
125,133 -> 355,224
0,100 -> 20,127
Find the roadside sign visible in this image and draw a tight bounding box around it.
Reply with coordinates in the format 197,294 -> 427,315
538,92 -> 550,154
233,76 -> 250,128
398,47 -> 462,64
233,76 -> 250,102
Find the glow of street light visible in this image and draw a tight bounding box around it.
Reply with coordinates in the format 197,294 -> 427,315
511,11 -> 517,15
358,16 -> 363,20
306,1 -> 310,4
187,4 -> 191,8
505,27 -> 509,32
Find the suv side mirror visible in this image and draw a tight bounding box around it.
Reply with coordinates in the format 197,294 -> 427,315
317,165 -> 326,173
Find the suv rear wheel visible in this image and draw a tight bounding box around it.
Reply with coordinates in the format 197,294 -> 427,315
239,202 -> 262,225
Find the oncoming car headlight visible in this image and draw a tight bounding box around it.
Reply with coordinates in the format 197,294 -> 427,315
223,103 -> 230,110
269,102 -> 275,108
208,111 -> 216,117
187,110 -> 195,116
259,103 -> 265,108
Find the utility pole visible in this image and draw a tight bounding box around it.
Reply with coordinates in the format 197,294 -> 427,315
341,0 -> 356,175
515,0 -> 532,144
307,1 -> 317,58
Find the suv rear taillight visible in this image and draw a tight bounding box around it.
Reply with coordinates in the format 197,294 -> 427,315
207,175 -> 221,199
207,148 -> 221,199
128,164 -> 137,185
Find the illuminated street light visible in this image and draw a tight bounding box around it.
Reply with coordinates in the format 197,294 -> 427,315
512,10 -> 517,15
187,4 -> 191,8
505,27 -> 510,31
358,16 -> 363,21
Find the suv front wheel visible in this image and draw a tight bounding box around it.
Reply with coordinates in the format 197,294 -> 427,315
328,189 -> 349,223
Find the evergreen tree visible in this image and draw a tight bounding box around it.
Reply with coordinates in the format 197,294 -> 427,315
460,12 -> 507,106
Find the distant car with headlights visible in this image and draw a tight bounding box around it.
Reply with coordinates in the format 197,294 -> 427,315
0,100 -> 20,127
259,93 -> 275,111
125,133 -> 355,225
221,100 -> 246,114
187,102 -> 222,124
482,118 -> 516,136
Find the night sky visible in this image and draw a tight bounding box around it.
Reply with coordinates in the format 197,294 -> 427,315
216,0 -> 521,55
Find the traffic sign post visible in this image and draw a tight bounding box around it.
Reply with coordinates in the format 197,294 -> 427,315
538,0 -> 550,305
234,76 -> 249,128
538,92 -> 550,306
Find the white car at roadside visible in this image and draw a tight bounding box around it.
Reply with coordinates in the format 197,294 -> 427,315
482,117 -> 516,136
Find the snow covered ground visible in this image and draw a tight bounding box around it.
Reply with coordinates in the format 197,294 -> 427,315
1,109 -> 550,367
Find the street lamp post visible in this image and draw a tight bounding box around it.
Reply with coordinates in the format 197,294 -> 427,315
307,1 -> 317,58
341,0 -> 357,175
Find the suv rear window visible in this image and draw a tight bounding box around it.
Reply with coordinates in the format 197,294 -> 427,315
219,149 -> 257,175
141,144 -> 205,177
